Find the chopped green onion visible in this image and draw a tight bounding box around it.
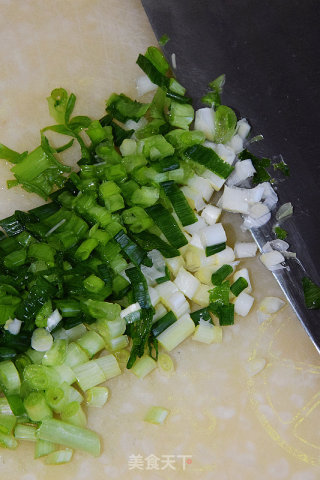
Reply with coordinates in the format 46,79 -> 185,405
145,204 -> 188,249
157,313 -> 195,352
94,354 -> 121,379
157,352 -> 174,375
23,364 -> 59,391
273,160 -> 290,176
230,277 -> 248,297
114,349 -> 130,370
169,78 -> 186,96
44,448 -> 73,465
31,328 -> 53,352
126,267 -> 152,309
152,311 -> 177,337
45,385 -> 69,413
76,331 -> 105,358
210,301 -> 234,326
25,349 -> 45,365
36,418 -> 101,457
211,264 -> 233,285
155,266 -> 171,284
205,242 -> 226,257
136,54 -> 169,90
73,360 -> 106,391
106,93 -> 149,123
302,277 -> 320,310
0,431 -> 18,449
34,439 -> 57,458
141,134 -> 175,161
55,300 -> 81,318
134,231 -> 180,258
53,364 -> 76,385
122,206 -> 153,233
160,181 -> 197,226
83,299 -> 121,320
0,143 -> 22,163
75,238 -> 98,261
114,230 -> 151,267
42,339 -> 67,366
131,355 -> 157,379
144,406 -> 169,425
24,392 -> 52,422
102,317 -> 126,339
192,322 -> 216,344
0,413 -> 17,434
131,186 -> 159,208
274,226 -> 288,240
201,75 -> 225,107
3,249 -> 27,269
216,304 -> 234,326
64,343 -> 88,368
209,281 -> 230,306
61,401 -> 87,428
159,34 -> 170,46
169,101 -> 194,130
0,360 -> 21,395
213,105 -> 237,143
156,156 -> 180,172
190,308 -> 212,325
0,397 -> 13,415
86,386 -> 109,408
126,308 -> 154,369
14,423 -> 37,442
184,144 -> 234,179
238,149 -> 271,184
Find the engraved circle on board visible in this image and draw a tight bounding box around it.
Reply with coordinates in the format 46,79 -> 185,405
247,310 -> 320,466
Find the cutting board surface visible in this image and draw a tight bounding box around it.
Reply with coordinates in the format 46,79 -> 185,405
0,2 -> 319,479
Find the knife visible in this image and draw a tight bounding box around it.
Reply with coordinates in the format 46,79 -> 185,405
141,0 -> 320,352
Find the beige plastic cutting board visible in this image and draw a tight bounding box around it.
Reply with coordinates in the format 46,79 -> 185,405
0,1 -> 319,479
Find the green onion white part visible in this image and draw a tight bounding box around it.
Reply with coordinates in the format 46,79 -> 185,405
234,242 -> 257,258
257,296 -> 286,323
46,309 -> 62,332
144,406 -> 169,425
276,202 -> 293,221
233,292 -> 254,317
86,387 -> 109,408
260,250 -> 285,270
4,318 -> 22,335
31,329 -> 54,352
194,108 -> 215,141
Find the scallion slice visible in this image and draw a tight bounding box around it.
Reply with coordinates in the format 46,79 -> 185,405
190,308 -> 212,325
230,277 -> 248,297
144,406 -> 169,425
133,232 -> 180,258
160,181 -> 197,226
216,304 -> 234,326
125,267 -> 152,309
184,144 -> 234,179
152,311 -> 177,337
205,242 -> 226,257
211,264 -> 233,285
114,230 -> 151,267
36,418 -> 101,457
145,204 -> 188,249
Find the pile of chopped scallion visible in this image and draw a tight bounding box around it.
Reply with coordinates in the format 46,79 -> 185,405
0,44 -> 307,464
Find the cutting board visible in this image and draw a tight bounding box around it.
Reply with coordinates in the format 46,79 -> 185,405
0,1 -> 319,479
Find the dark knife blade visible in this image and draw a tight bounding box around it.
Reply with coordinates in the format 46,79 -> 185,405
142,0 -> 320,351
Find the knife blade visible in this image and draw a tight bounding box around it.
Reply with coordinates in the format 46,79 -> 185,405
141,0 -> 320,351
